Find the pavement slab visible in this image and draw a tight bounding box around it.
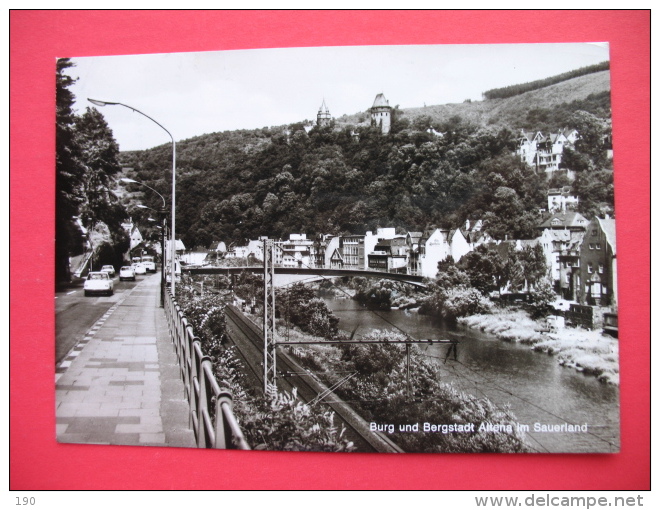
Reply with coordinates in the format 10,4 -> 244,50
56,274 -> 196,448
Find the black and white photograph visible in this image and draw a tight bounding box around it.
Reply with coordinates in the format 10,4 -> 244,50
55,42 -> 619,454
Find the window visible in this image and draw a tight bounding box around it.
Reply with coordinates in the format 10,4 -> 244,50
588,263 -> 593,274
596,243 -> 601,250
589,243 -> 594,250
592,229 -> 598,236
599,264 -> 604,274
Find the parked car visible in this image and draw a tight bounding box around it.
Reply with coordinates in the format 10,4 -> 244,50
132,263 -> 147,275
119,266 -> 136,281
84,272 -> 114,296
100,265 -> 116,277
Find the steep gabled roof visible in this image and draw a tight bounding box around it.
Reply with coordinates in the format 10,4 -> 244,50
597,217 -> 617,255
538,211 -> 588,230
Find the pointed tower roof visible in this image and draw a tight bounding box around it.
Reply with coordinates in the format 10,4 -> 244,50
372,93 -> 390,108
318,98 -> 330,114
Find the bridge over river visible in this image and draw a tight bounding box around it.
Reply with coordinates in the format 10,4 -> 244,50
184,266 -> 428,288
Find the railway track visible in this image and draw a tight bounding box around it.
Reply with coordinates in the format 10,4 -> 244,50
224,304 -> 403,453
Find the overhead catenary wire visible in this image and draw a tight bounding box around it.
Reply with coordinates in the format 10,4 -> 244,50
289,259 -> 616,451
188,260 -> 617,452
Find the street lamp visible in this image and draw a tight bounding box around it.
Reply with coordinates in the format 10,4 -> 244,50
89,98 -> 177,296
137,205 -> 167,308
120,178 -> 166,209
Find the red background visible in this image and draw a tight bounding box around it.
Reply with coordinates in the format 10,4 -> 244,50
10,10 -> 650,490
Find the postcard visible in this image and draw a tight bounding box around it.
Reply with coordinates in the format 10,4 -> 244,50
55,42 -> 618,453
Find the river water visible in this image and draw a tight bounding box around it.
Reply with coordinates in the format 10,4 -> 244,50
324,298 -> 620,453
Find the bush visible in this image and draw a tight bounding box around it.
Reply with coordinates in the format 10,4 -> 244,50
441,287 -> 493,320
527,277 -> 556,318
421,284 -> 492,321
292,330 -> 529,453
278,284 -> 339,338
177,282 -> 354,452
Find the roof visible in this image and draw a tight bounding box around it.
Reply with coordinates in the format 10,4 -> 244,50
597,217 -> 617,255
538,211 -> 588,230
371,93 -> 390,108
318,99 -> 330,114
166,239 -> 186,251
542,229 -> 571,242
548,186 -> 575,197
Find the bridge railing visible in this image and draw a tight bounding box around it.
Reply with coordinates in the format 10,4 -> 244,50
164,289 -> 250,450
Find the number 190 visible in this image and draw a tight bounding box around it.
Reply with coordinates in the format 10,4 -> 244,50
16,497 -> 35,506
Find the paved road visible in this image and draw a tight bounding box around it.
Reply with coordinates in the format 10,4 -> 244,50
55,273 -> 152,364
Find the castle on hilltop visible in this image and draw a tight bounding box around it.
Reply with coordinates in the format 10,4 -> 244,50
370,93 -> 392,134
315,93 -> 393,134
317,99 -> 331,127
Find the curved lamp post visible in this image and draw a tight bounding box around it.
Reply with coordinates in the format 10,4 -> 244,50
89,98 -> 177,296
136,204 -> 167,307
122,178 -> 168,306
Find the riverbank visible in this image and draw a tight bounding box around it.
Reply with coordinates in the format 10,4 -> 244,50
313,279 -> 619,385
458,310 -> 619,385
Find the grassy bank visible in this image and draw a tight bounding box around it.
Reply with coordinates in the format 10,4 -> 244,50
458,309 -> 619,385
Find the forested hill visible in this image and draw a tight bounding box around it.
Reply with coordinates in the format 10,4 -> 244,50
336,70 -> 611,132
118,70 -> 612,250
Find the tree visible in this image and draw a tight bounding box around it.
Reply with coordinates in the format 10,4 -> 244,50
458,244 -> 507,295
55,58 -> 85,282
76,108 -> 125,230
568,110 -> 608,168
277,283 -> 339,338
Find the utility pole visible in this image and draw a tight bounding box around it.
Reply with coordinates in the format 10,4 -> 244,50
263,239 -> 277,394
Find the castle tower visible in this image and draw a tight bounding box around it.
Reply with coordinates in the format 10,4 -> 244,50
370,93 -> 392,134
317,99 -> 331,127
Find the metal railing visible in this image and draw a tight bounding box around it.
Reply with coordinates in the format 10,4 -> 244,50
164,289 -> 250,450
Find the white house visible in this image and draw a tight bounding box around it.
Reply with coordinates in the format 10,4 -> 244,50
517,129 -> 578,173
547,186 -> 579,212
281,234 -> 314,268
419,229 -> 452,278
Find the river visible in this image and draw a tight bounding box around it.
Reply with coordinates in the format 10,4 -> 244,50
324,298 -> 620,453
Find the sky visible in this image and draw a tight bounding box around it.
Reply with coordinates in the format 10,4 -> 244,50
66,42 -> 610,151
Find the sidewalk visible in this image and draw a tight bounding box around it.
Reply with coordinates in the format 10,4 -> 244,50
56,274 -> 196,448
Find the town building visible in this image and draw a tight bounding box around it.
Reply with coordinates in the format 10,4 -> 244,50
578,217 -> 617,307
418,228 -> 453,278
165,239 -> 186,260
460,219 -> 493,249
281,234 -> 314,268
537,211 -> 588,233
539,228 -> 572,289
326,234 -> 366,270
557,232 -> 584,301
548,186 -> 579,213
367,236 -> 408,273
517,128 -> 578,173
181,246 -> 209,266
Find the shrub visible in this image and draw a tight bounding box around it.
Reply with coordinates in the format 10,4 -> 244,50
441,287 -> 493,320
176,282 -> 354,452
292,330 -> 528,453
421,284 -> 492,321
278,284 -> 339,338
